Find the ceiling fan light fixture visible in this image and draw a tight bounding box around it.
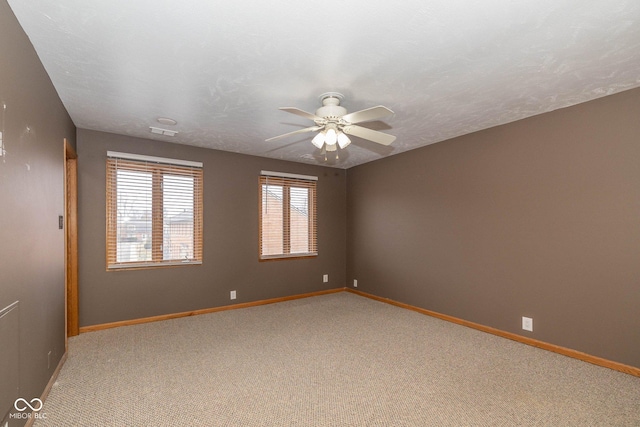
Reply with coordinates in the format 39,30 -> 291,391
337,131 -> 351,149
311,131 -> 325,148
325,127 -> 337,145
266,93 -> 396,156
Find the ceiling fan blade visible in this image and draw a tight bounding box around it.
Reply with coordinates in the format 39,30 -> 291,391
279,107 -> 322,122
341,106 -> 394,124
265,125 -> 324,142
342,125 -> 396,146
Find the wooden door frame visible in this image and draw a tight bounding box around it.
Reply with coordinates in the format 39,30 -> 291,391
64,139 -> 79,341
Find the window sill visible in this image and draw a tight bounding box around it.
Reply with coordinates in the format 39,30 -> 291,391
107,261 -> 202,271
259,253 -> 318,262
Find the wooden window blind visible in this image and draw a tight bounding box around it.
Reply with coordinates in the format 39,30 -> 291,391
259,171 -> 317,260
106,152 -> 203,269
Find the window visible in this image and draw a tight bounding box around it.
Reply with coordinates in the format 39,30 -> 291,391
259,171 -> 317,260
106,152 -> 203,269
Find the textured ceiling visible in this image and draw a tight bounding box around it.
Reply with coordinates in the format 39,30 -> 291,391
7,0 -> 640,168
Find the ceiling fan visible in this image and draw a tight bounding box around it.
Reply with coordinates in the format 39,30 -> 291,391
266,92 -> 396,154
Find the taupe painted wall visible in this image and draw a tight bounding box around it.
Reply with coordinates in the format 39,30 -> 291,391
77,130 -> 346,327
0,0 -> 76,423
347,87 -> 640,368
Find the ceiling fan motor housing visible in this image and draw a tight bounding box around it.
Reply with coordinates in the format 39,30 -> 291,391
316,93 -> 347,122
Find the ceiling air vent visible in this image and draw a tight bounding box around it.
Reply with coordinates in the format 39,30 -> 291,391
149,126 -> 177,137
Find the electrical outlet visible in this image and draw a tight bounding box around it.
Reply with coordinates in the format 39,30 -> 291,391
323,274 -> 328,283
353,279 -> 358,288
522,316 -> 533,332
230,290 -> 236,300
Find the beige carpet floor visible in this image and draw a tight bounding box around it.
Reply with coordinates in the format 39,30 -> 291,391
34,292 -> 640,426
